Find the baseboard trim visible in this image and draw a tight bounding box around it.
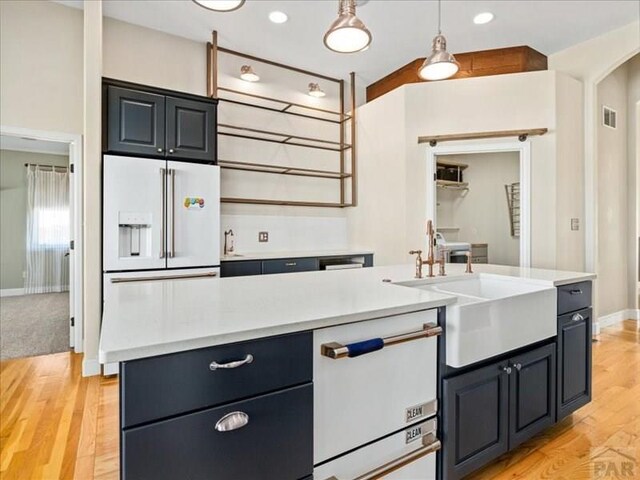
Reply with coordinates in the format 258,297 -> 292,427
597,309 -> 639,331
0,288 -> 25,297
82,357 -> 101,377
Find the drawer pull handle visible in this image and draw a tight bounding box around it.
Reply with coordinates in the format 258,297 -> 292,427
285,262 -> 297,267
569,289 -> 583,295
321,323 -> 442,360
572,313 -> 584,322
209,354 -> 254,371
215,411 -> 249,432
324,436 -> 441,480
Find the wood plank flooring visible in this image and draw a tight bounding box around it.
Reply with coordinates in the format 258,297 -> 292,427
0,320 -> 638,480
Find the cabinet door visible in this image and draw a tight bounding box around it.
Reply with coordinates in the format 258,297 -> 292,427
107,86 -> 165,157
166,96 -> 216,162
557,308 -> 592,420
508,343 -> 556,449
122,384 -> 313,480
221,260 -> 262,277
442,361 -> 509,480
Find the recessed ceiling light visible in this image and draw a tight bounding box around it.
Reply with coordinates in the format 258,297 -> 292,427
473,12 -> 494,25
269,11 -> 288,24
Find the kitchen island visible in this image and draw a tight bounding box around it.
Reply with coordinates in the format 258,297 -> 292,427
100,263 -> 595,480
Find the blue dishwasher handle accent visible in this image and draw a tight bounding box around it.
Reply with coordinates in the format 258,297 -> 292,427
345,338 -> 384,358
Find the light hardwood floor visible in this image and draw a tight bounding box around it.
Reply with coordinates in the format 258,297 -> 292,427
0,320 -> 638,480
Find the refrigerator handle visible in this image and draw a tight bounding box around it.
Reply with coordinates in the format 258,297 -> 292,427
170,168 -> 176,258
160,168 -> 166,259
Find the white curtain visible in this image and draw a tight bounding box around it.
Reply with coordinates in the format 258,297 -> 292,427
25,166 -> 70,294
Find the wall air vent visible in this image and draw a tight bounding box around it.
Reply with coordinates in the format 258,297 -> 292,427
603,106 -> 617,129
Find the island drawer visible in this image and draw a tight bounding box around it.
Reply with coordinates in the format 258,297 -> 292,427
262,257 -> 319,275
557,281 -> 592,315
122,384 -> 313,480
120,331 -> 312,428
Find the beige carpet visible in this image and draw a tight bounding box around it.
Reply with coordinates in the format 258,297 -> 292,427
0,292 -> 70,361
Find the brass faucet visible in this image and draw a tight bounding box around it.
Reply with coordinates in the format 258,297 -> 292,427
409,220 -> 442,278
465,251 -> 474,274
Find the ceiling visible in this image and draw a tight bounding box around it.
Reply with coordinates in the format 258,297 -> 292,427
0,135 -> 69,156
57,0 -> 638,84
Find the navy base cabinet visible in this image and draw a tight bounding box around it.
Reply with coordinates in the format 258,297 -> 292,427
557,307 -> 592,420
442,343 -> 556,480
120,332 -> 313,480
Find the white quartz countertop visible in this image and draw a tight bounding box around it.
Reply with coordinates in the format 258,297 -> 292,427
99,263 -> 595,363
221,249 -> 374,262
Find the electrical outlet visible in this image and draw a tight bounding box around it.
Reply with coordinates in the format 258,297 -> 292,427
258,231 -> 269,243
571,218 -> 580,231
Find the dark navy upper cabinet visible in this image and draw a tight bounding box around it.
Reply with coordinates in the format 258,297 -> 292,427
508,343 -> 556,449
104,79 -> 217,163
557,307 -> 592,420
166,96 -> 216,162
107,86 -> 166,157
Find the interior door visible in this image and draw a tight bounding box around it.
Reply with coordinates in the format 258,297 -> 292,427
166,162 -> 220,269
103,155 -> 167,271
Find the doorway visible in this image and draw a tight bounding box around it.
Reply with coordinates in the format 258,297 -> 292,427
426,142 -> 531,268
0,127 -> 83,360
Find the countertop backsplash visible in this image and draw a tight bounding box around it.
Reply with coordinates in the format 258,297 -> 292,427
220,214 -> 349,255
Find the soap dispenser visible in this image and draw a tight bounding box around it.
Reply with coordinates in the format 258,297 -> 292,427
224,229 -> 235,256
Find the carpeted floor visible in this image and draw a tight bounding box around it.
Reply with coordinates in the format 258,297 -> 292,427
0,292 -> 70,360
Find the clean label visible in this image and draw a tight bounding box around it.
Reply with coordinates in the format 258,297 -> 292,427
405,423 -> 426,444
406,403 -> 425,423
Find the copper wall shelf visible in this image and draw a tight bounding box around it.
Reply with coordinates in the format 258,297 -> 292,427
217,87 -> 350,124
218,123 -> 352,152
218,160 -> 351,179
418,128 -> 548,146
207,31 -> 357,208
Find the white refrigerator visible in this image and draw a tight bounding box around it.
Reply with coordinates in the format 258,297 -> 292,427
102,155 -> 220,373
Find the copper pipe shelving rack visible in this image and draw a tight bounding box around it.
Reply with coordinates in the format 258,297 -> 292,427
207,31 -> 357,208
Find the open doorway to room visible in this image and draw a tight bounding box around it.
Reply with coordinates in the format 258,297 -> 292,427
0,129 -> 82,360
426,142 -> 531,268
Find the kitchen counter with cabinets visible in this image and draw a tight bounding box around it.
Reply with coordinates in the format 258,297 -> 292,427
100,263 -> 595,480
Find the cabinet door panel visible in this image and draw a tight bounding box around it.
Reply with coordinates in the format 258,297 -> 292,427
509,343 -> 556,449
443,361 -> 509,480
166,96 -> 216,162
221,260 -> 262,277
557,308 -> 592,420
107,86 -> 165,156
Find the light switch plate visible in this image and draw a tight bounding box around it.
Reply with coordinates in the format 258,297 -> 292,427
258,231 -> 269,242
571,218 -> 580,231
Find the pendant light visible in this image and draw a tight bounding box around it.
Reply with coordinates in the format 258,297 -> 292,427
192,0 -> 245,12
323,0 -> 372,54
418,0 -> 459,81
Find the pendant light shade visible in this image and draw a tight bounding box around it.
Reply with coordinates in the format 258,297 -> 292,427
240,65 -> 259,82
324,0 -> 372,54
192,0 -> 245,12
418,34 -> 460,81
418,0 -> 459,81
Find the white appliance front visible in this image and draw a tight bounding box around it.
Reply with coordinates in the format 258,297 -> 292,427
313,309 -> 439,464
103,155 -> 166,271
167,162 -> 220,269
314,419 -> 438,480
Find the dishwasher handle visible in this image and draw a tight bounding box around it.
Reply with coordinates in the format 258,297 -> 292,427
321,323 -> 442,360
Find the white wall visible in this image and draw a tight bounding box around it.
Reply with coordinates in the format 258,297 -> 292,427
596,64 -> 629,317
0,1 -> 83,133
351,71 -> 583,270
627,55 -> 640,310
436,152 -> 520,266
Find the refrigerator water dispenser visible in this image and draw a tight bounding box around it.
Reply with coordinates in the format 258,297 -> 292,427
118,212 -> 152,258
